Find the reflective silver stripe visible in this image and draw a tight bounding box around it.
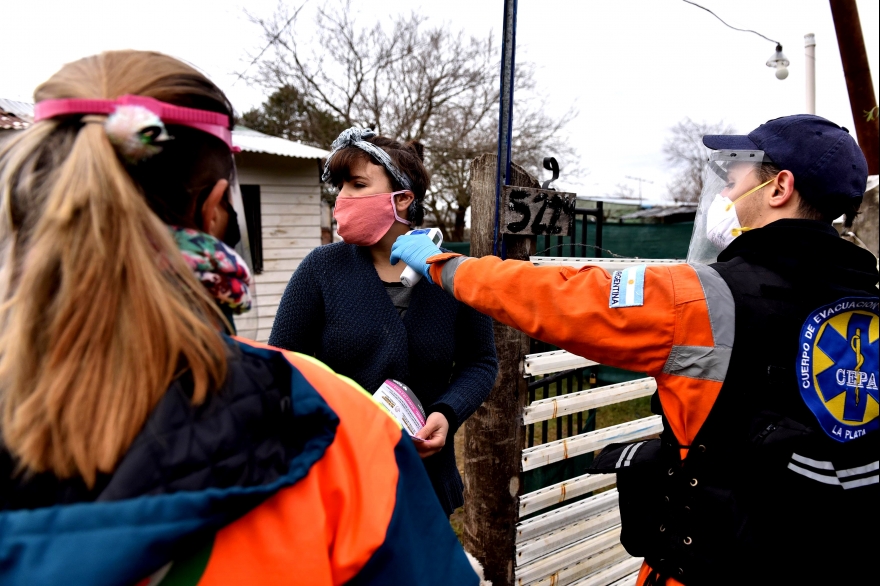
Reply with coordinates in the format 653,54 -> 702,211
791,453 -> 835,470
624,441 -> 646,467
788,456 -> 879,490
787,463 -> 840,485
661,264 -> 734,382
690,264 -> 735,348
837,461 -> 879,478
440,256 -> 471,295
615,443 -> 636,468
663,345 -> 733,382
841,475 -> 879,490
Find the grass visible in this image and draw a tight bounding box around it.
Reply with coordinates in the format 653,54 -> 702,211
597,396 -> 653,428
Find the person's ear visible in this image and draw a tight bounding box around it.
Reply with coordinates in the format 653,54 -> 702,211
768,170 -> 796,209
394,190 -> 415,215
200,179 -> 229,236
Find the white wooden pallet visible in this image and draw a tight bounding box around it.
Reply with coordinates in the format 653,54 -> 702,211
530,256 -> 682,271
524,350 -> 599,377
516,530 -> 627,586
524,377 -> 656,424
519,472 -> 616,517
517,508 -> 622,566
571,559 -> 642,586
522,416 -> 662,472
517,490 -> 619,543
515,256 -> 663,586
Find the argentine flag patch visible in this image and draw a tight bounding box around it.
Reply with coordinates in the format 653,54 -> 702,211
609,265 -> 646,308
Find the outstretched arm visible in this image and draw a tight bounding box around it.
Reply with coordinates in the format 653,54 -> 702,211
391,233 -> 734,452
391,233 -> 725,378
434,255 -> 681,375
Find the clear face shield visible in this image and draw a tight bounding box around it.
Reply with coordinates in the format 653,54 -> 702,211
227,160 -> 253,272
225,158 -> 259,338
686,149 -> 773,264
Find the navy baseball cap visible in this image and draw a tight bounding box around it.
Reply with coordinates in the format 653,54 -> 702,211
703,114 -> 868,210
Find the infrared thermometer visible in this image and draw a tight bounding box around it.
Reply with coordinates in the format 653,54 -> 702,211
400,228 -> 443,287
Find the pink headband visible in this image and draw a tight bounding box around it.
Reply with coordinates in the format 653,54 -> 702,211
33,94 -> 239,152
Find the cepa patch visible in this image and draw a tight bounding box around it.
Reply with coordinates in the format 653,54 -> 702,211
609,265 -> 646,308
797,297 -> 879,442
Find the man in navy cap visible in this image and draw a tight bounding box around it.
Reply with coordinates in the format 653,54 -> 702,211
391,114 -> 878,585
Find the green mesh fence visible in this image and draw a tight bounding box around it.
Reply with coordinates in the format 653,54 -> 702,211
446,222 -> 694,260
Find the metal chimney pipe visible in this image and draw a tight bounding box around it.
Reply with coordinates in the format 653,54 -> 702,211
805,33 -> 816,114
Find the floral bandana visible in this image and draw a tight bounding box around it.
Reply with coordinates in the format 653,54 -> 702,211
321,127 -> 413,190
170,227 -> 253,314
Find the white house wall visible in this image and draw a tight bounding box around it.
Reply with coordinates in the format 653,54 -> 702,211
234,152 -> 323,342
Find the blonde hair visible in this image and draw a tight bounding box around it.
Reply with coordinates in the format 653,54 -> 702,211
0,51 -> 230,486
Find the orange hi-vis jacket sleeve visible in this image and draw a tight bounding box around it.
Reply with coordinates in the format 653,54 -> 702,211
429,256 -> 735,453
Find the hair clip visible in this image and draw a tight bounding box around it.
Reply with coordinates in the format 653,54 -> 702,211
104,105 -> 173,163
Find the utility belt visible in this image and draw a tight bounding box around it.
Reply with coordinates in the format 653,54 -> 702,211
591,411 -> 878,586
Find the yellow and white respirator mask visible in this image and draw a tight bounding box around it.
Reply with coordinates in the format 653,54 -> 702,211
687,149 -> 775,264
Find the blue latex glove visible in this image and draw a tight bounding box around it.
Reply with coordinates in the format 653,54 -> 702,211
390,233 -> 442,284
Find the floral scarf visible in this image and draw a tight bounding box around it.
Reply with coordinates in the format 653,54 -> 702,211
170,227 -> 253,314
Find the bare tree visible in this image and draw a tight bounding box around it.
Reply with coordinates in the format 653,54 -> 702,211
608,183 -> 638,200
663,118 -> 735,203
244,0 -> 578,241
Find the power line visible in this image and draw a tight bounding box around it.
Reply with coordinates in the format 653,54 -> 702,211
681,0 -> 779,45
236,1 -> 311,84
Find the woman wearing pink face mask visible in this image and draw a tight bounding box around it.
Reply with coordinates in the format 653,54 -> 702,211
269,128 -> 498,517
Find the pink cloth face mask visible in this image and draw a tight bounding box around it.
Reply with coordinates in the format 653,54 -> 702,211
334,190 -> 412,246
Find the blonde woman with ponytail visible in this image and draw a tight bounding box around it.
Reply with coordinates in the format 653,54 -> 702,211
0,51 -> 478,586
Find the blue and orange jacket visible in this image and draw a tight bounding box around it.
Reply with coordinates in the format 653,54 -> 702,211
0,338 -> 478,586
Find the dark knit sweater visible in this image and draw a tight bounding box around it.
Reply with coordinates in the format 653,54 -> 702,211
269,242 -> 498,515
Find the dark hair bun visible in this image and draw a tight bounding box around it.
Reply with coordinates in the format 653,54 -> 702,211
406,140 -> 425,162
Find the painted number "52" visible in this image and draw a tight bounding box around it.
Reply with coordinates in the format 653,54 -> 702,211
506,190 -> 570,235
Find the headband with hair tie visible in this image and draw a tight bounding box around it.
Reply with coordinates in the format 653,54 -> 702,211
104,106 -> 172,163
33,94 -> 238,164
322,127 -> 413,190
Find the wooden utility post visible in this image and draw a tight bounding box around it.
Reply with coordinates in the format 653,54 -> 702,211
463,154 -> 537,586
829,0 -> 879,175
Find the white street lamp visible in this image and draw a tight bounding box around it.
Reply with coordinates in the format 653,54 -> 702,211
767,43 -> 790,80
683,1 -> 788,81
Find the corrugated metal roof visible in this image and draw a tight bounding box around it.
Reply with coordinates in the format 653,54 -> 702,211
0,99 -> 34,121
620,205 -> 698,219
576,195 -> 666,207
0,113 -> 31,130
233,126 -> 330,160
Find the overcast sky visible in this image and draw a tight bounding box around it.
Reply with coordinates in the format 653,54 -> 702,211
2,0 -> 877,203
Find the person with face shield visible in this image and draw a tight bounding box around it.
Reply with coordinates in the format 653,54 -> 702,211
390,114 -> 878,586
0,51 -> 480,586
269,128 -> 498,519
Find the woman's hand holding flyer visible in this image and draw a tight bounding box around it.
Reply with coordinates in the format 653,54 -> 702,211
413,412 -> 449,458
